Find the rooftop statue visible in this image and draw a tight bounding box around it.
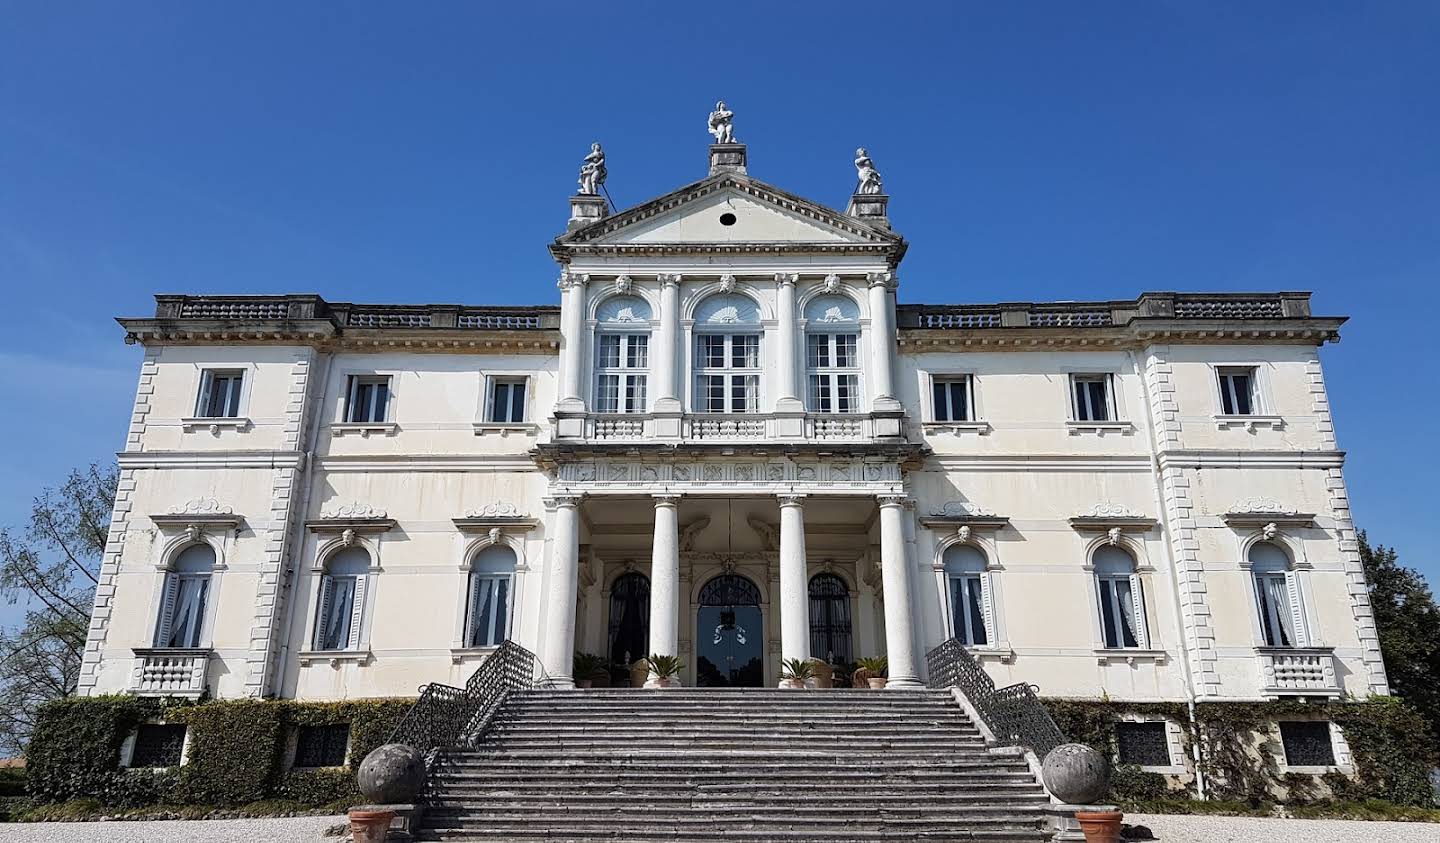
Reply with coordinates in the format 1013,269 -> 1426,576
855,148 -> 883,195
578,142 -> 607,196
708,100 -> 736,144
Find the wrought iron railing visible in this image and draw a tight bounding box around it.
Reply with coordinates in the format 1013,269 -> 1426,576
388,640 -> 540,755
926,638 -> 1065,760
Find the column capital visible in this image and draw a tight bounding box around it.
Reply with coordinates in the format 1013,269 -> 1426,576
876,493 -> 909,508
557,271 -> 590,291
652,493 -> 682,506
867,271 -> 897,291
774,272 -> 799,287
544,494 -> 584,509
777,493 -> 807,508
657,273 -> 682,288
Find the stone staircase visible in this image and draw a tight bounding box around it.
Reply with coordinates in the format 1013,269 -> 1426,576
414,687 -> 1052,842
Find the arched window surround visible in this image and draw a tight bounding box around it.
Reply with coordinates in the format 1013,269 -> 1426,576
807,570 -> 855,665
1244,537 -> 1316,649
300,533 -> 383,660
801,293 -> 865,414
151,541 -> 220,650
462,544 -> 518,649
590,294 -> 654,415
1083,536 -> 1153,651
686,289 -> 769,414
929,529 -> 1008,656
449,529 -> 530,653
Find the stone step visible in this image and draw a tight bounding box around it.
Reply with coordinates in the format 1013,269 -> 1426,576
476,736 -> 988,750
431,755 -> 1032,772
426,787 -> 1046,804
416,829 -> 1049,843
430,769 -> 1041,785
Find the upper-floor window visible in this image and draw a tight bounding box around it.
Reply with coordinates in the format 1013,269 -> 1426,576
466,545 -> 517,647
1218,366 -> 1259,416
804,295 -> 862,414
195,370 -> 244,418
1250,541 -> 1306,648
932,376 -> 974,422
345,376 -> 390,423
314,547 -> 370,651
1071,374 -> 1115,422
594,295 -> 653,414
943,544 -> 992,646
487,377 -> 528,423
156,544 -> 215,649
693,293 -> 763,414
1093,545 -> 1147,649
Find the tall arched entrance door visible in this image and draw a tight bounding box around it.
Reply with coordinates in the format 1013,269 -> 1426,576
607,572 -> 650,682
696,573 -> 764,687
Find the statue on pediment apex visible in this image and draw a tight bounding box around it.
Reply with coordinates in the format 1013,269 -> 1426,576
855,147 -> 883,195
578,142 -> 606,196
708,100 -> 736,144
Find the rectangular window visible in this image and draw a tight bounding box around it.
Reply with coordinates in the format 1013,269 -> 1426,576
1072,374 -> 1114,422
466,574 -> 511,647
1279,721 -> 1336,767
488,378 -> 528,423
195,370 -> 244,418
695,333 -> 760,413
1116,722 -> 1171,767
948,575 -> 988,646
130,723 -> 186,768
316,575 -> 359,651
160,575 -> 210,649
1097,575 -> 1141,649
1218,367 -> 1257,415
595,334 -> 648,414
294,724 -> 351,768
806,333 -> 860,413
932,376 -> 973,422
1255,572 -> 1297,647
345,376 -> 390,423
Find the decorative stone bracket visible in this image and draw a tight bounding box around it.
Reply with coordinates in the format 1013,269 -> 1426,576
1068,502 -> 1156,535
306,502 -> 397,538
150,499 -> 244,545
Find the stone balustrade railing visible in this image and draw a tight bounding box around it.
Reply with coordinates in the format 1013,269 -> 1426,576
899,292 -> 1313,330
1258,646 -> 1340,696
130,648 -> 210,698
578,412 -> 877,443
152,295 -> 560,330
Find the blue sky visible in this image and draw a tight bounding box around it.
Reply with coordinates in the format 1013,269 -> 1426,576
1,2 -> 1437,628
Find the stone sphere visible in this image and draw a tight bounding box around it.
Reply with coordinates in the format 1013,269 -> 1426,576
1041,743 -> 1111,805
357,743 -> 427,804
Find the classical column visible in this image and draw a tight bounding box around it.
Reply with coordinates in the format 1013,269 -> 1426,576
646,494 -> 681,686
877,494 -> 923,688
556,272 -> 588,414
653,274 -> 682,418
541,495 -> 583,687
777,494 -> 811,685
774,273 -> 803,414
867,272 -> 901,413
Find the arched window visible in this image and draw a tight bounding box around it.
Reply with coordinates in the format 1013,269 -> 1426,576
156,544 -> 215,649
808,573 -> 852,664
314,547 -> 370,651
1250,542 -> 1306,647
465,545 -> 516,647
804,295 -> 862,414
943,545 -> 991,646
693,293 -> 761,413
1094,546 -> 1147,649
594,295 -> 651,414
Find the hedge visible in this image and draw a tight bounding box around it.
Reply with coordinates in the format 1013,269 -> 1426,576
25,696 -> 412,808
1044,696 -> 1438,807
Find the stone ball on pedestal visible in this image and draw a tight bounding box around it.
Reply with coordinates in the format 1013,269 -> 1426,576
357,743 -> 427,805
1041,743 -> 1111,805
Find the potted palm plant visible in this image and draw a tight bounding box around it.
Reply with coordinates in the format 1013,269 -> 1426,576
646,653 -> 684,688
855,656 -> 888,689
572,652 -> 609,688
780,657 -> 815,689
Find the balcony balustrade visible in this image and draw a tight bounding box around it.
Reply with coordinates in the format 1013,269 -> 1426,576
131,648 -> 211,698
1257,646 -> 1340,697
576,412 -> 880,444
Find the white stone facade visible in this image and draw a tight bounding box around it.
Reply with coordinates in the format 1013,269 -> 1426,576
79,140 -> 1387,704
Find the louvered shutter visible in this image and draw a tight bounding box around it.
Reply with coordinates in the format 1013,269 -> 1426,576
1284,571 -> 1308,647
1129,574 -> 1149,648
155,574 -> 180,646
347,575 -> 367,650
979,574 -> 996,646
196,372 -> 213,417
314,578 -> 333,649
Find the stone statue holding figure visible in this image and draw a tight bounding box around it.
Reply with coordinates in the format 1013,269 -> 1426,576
578,142 -> 607,196
855,147 -> 883,195
708,101 -> 736,144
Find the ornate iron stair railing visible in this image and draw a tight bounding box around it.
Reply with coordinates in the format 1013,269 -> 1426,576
926,638 -> 1065,760
388,640 -> 540,755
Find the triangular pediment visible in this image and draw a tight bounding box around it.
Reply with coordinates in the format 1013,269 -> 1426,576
554,173 -> 903,253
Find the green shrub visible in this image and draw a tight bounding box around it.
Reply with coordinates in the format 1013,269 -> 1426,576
25,695 -> 171,802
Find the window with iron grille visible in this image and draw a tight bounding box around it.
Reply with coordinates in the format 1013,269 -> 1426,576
1279,721 -> 1335,767
807,573 -> 852,664
1116,722 -> 1171,767
294,723 -> 351,768
130,723 -> 186,768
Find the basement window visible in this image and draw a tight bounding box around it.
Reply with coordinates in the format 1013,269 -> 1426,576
1279,721 -> 1335,767
294,723 -> 351,768
130,724 -> 186,768
1115,722 -> 1170,767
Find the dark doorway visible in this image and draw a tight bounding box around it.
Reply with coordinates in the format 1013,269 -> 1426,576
696,573 -> 764,687
808,572 -> 853,666
608,572 -> 650,682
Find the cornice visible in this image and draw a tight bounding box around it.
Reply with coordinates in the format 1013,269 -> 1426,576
899,318 -> 1344,350
116,450 -> 306,470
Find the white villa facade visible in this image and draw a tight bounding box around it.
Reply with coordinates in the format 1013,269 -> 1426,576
78,135 -> 1389,709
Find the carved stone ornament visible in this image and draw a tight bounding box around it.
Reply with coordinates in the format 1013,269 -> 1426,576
557,271 -> 589,291
1232,497 -> 1299,516
679,516 -> 710,552
341,528 -> 358,547
577,142 -> 606,196
657,272 -> 682,288
184,524 -> 204,544
168,498 -> 234,516
748,517 -> 779,552
1086,502 -> 1144,519
719,273 -> 737,293
321,502 -> 388,520
774,272 -> 797,286
956,525 -> 972,543
823,273 -> 842,294
866,271 -> 895,290
465,502 -> 523,519
614,275 -> 633,295
854,148 -> 883,195
1262,522 -> 1279,541
931,500 -> 996,518
488,527 -> 503,546
1106,527 -> 1124,546
707,100 -> 736,143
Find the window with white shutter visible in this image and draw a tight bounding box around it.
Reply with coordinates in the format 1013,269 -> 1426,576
942,544 -> 993,647
314,547 -> 371,651
1250,542 -> 1307,647
1093,545 -> 1148,649
465,545 -> 517,647
155,544 -> 215,649
195,370 -> 244,418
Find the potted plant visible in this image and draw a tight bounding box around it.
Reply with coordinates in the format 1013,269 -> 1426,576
628,657 -> 649,688
780,658 -> 815,689
856,656 -> 888,689
573,652 -> 609,688
646,653 -> 684,688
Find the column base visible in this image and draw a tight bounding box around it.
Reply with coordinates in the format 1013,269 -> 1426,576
541,675 -> 576,689
883,677 -> 925,689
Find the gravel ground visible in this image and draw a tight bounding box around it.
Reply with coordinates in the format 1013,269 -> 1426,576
0,814 -> 347,842
1129,813 -> 1440,842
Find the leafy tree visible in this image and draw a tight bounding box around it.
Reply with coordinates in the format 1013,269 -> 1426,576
1360,531 -> 1440,740
0,463 -> 116,756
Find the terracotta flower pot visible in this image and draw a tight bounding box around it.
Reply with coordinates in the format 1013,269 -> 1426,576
1074,810 -> 1123,843
783,678 -> 804,689
867,677 -> 888,689
349,809 -> 396,843
653,675 -> 675,688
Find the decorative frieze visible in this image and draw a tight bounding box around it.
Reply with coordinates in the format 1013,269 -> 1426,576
554,458 -> 902,494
